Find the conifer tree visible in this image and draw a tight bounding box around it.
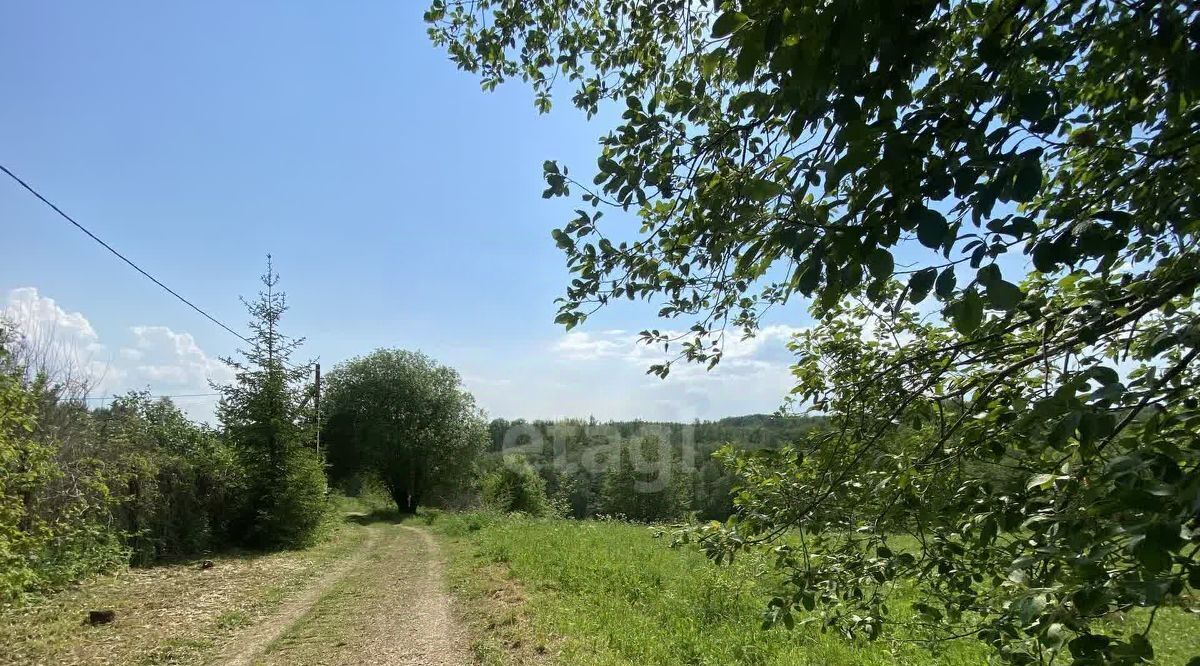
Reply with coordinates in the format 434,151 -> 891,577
215,257 -> 326,547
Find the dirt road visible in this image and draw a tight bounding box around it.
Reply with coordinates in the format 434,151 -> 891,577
217,521 -> 469,666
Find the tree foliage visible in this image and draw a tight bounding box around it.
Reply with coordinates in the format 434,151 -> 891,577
0,325 -> 244,602
90,392 -> 244,565
322,349 -> 487,513
481,415 -> 818,522
428,0 -> 1200,661
215,258 -> 327,548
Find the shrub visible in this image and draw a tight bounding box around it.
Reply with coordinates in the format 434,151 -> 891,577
436,510 -> 501,537
0,350 -> 124,602
252,448 -> 331,549
416,506 -> 443,525
94,393 -> 248,565
481,458 -> 550,516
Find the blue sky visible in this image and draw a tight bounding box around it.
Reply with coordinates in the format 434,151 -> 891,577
0,1 -> 814,422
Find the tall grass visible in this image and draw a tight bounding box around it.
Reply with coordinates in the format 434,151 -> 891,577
435,514 -> 992,665
436,514 -> 1200,665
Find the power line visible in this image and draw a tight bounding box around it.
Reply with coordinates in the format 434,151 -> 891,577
1,163 -> 313,373
0,163 -> 253,346
2,164 -> 316,375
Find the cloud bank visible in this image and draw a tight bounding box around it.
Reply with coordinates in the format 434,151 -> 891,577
2,287 -> 232,421
463,325 -> 804,422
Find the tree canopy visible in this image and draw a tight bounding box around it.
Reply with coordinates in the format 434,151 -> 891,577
322,349 -> 487,513
427,0 -> 1199,662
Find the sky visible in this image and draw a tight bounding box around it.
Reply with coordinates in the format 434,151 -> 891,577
0,1 -> 815,423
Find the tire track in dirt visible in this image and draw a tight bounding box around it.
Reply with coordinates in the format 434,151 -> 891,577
226,522 -> 469,666
371,525 -> 468,665
215,523 -> 381,666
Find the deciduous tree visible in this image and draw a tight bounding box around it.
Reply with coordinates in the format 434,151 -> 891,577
428,0 -> 1200,661
322,349 -> 487,513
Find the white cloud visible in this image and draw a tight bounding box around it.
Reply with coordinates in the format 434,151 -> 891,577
466,324 -> 806,422
1,287 -> 115,390
2,287 -> 232,421
127,325 -> 231,389
553,330 -> 630,361
1,288 -> 806,425
552,324 -> 803,369
4,287 -> 100,343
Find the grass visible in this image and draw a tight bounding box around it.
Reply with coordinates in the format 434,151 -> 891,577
431,513 -> 1200,666
0,513 -> 369,666
437,514 -> 556,665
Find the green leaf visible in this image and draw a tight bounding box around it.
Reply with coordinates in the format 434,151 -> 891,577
1026,473 -> 1056,490
763,15 -> 784,51
1032,240 -> 1066,273
908,268 -> 936,303
744,178 -> 785,201
1072,587 -> 1107,615
916,208 -> 949,249
1045,623 -> 1067,649
986,279 -> 1023,311
1145,520 -> 1183,551
1069,634 -> 1111,658
735,33 -> 764,80
935,267 -> 957,299
950,289 -> 984,334
1012,157 -> 1043,203
976,264 -> 1000,285
1016,594 -> 1046,624
797,261 -> 821,295
1047,412 -> 1080,448
711,11 -> 749,38
866,248 -> 893,279
1089,382 -> 1124,402
1016,89 -> 1052,122
1133,539 -> 1171,574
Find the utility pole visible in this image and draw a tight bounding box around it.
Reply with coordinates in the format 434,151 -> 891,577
314,363 -> 321,457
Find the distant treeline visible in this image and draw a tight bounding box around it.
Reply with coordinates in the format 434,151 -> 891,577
482,414 -> 825,522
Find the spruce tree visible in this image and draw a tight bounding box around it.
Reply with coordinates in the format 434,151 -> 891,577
216,257 -> 326,547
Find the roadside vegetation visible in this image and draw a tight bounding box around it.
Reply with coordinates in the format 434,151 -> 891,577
0,260 -> 333,606
4,0 -> 1198,662
432,513 -> 1200,666
322,348 -> 489,514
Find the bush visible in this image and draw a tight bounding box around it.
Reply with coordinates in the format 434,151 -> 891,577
252,448 -> 331,549
481,458 -> 550,516
0,352 -> 125,602
436,510 -> 501,537
94,393 -> 248,565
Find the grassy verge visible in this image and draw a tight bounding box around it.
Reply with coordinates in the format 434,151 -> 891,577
430,513 -> 1199,666
0,512 -> 368,666
436,514 -> 556,665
